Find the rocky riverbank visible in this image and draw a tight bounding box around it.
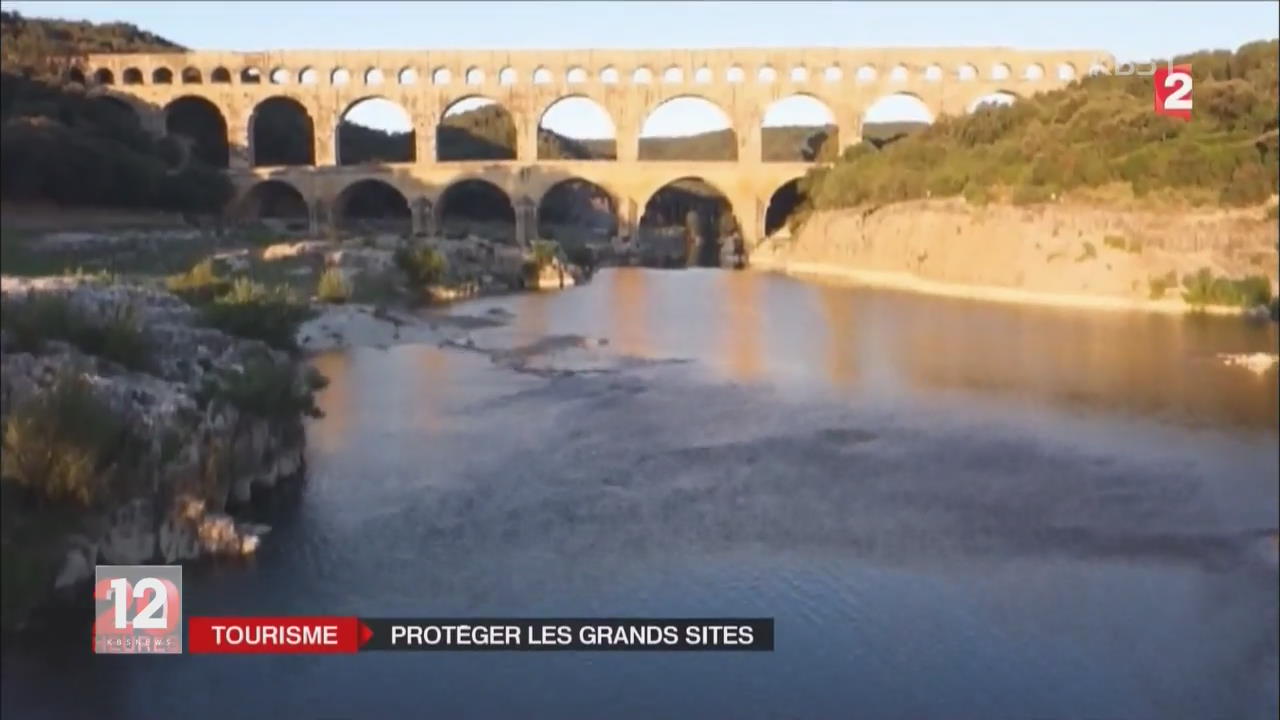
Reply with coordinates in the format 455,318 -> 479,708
752,199 -> 1279,319
0,227 -> 593,632
0,275 -> 321,631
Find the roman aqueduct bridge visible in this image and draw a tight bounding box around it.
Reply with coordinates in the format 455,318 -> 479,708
80,46 -> 1114,242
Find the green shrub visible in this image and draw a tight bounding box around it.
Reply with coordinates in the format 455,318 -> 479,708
199,278 -> 314,351
316,268 -> 351,304
1,370 -> 134,506
393,246 -> 448,287
201,355 -> 323,424
166,259 -> 230,304
531,240 -> 560,271
1181,267 -> 1274,307
0,293 -> 152,371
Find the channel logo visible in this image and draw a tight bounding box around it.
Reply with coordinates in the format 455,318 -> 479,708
93,565 -> 183,654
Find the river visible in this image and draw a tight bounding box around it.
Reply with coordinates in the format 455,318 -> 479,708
4,268 -> 1278,719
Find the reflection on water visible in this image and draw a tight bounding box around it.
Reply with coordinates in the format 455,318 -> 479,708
4,268 -> 1276,720
471,268 -> 1278,431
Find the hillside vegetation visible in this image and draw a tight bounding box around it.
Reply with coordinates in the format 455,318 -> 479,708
795,40 -> 1280,218
0,12 -> 231,214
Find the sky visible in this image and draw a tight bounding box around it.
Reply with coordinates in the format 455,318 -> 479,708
5,1 -> 1277,135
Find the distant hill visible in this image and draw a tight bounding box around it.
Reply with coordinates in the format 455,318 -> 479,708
0,12 -> 228,213
798,39 -> 1280,216
0,10 -> 183,77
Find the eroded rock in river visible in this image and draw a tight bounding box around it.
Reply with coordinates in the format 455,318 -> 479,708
0,276 -> 317,600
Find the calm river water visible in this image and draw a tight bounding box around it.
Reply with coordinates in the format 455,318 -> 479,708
4,268 -> 1278,719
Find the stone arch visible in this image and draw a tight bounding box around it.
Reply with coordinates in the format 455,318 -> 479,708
823,65 -> 842,83
432,67 -> 451,85
1023,63 -> 1045,81
437,95 -> 516,162
789,65 -> 808,83
862,92 -> 934,144
533,67 -> 553,84
888,64 -> 909,83
599,66 -> 618,84
638,176 -> 743,268
251,96 -> 315,167
152,67 -> 173,84
398,67 -> 418,85
338,97 -> 415,165
164,96 -> 230,168
924,64 -> 943,82
181,67 -> 201,84
566,67 -> 588,84
241,67 -> 262,84
727,65 -> 745,83
465,67 -> 485,85
437,178 -> 516,243
365,68 -> 385,85
536,178 -> 619,248
92,68 -> 114,85
663,66 -> 684,83
270,67 -> 290,84
764,177 -> 806,237
761,94 -> 838,162
67,67 -> 86,84
694,67 -> 712,84
990,62 -> 1011,80
956,63 -> 978,81
633,67 -> 653,84
1057,62 -> 1077,81
639,95 -> 737,161
240,180 -> 309,230
538,95 -> 617,160
967,90 -> 1020,114
499,67 -> 518,85
335,179 -> 411,236
299,67 -> 318,84
758,65 -> 777,83
855,64 -> 876,83
332,67 -> 351,85
211,67 -> 232,84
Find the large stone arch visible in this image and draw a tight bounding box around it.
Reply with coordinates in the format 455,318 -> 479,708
335,178 -> 411,236
437,178 -> 517,243
250,96 -> 316,167
163,95 -> 229,168
760,93 -> 839,163
861,91 -> 936,145
238,179 -> 310,230
966,88 -> 1024,113
337,96 -> 415,165
437,94 -> 517,161
763,177 -> 807,237
536,94 -> 618,161
638,94 -> 738,161
638,176 -> 743,267
536,177 -> 619,247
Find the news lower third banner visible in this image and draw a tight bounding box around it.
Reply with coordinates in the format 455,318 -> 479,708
187,617 -> 775,654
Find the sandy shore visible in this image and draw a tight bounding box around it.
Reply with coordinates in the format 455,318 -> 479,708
749,255 -> 1253,318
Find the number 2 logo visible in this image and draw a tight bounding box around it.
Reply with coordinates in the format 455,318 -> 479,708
1154,64 -> 1192,120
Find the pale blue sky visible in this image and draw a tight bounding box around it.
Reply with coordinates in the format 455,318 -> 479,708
5,1 -> 1276,135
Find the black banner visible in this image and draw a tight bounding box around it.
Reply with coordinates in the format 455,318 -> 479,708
358,618 -> 774,651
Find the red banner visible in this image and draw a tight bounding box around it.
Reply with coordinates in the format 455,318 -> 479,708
188,616 -> 372,654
